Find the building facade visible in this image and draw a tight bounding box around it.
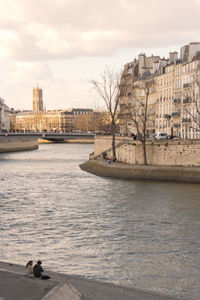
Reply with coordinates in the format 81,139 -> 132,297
119,42 -> 200,139
11,103 -> 105,133
0,98 -> 10,132
11,108 -> 99,133
11,85 -> 105,133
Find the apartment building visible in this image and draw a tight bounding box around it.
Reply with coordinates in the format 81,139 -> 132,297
156,61 -> 176,136
119,42 -> 200,139
119,52 -> 168,136
181,54 -> 200,139
0,98 -> 10,132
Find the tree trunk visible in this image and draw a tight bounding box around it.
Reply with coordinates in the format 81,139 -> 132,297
111,119 -> 116,161
142,138 -> 147,165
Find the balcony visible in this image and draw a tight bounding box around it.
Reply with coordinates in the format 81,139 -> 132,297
183,83 -> 192,88
164,114 -> 171,119
172,112 -> 180,117
174,123 -> 180,128
183,98 -> 191,104
182,118 -> 191,122
173,98 -> 181,104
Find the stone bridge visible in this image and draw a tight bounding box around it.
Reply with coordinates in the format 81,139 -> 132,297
0,132 -> 94,142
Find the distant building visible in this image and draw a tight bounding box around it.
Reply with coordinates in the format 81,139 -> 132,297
33,85 -> 43,112
0,98 -> 10,132
10,83 -> 120,134
11,90 -> 105,133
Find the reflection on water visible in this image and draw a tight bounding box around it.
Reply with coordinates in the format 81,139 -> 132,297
0,144 -> 200,299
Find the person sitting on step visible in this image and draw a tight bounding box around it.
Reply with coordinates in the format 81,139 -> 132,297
33,260 -> 50,279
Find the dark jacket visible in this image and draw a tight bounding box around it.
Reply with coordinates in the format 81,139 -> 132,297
33,263 -> 44,277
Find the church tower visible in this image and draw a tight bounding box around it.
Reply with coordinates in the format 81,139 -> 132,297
33,85 -> 43,112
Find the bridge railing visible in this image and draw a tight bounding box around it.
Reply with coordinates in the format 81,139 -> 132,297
0,132 -> 94,137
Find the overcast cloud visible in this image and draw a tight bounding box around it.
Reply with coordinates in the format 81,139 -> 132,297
0,0 -> 200,109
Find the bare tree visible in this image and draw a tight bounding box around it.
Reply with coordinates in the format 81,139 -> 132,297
91,68 -> 120,161
120,78 -> 155,165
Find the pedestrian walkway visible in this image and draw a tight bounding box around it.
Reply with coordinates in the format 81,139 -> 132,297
0,261 -> 183,300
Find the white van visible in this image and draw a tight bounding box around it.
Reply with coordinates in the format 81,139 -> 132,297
151,132 -> 168,140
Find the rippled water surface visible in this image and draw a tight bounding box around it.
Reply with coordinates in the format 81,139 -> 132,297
0,143 -> 200,299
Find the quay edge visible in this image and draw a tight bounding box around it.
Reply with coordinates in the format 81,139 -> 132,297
0,261 -> 183,300
80,159 -> 200,183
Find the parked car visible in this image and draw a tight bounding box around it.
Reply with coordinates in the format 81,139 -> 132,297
151,132 -> 168,140
168,135 -> 180,140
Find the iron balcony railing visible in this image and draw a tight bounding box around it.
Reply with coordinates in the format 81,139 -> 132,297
173,98 -> 181,104
164,114 -> 171,119
183,98 -> 191,104
172,112 -> 180,117
183,83 -> 192,88
182,118 -> 191,122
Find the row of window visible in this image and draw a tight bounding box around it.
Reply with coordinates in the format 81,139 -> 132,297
174,62 -> 198,75
157,62 -> 199,88
158,88 -> 173,100
157,75 -> 173,87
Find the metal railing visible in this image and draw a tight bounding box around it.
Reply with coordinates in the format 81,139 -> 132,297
171,112 -> 180,117
173,98 -> 181,104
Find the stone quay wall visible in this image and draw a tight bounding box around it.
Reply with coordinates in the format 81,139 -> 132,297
80,159 -> 200,183
94,136 -> 200,166
0,135 -> 38,153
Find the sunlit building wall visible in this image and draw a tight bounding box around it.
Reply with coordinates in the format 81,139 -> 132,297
10,108 -> 105,133
119,42 -> 200,139
0,98 -> 10,132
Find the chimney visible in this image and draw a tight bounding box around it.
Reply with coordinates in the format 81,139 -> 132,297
169,52 -> 178,64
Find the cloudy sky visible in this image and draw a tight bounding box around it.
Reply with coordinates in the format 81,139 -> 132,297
0,0 -> 200,110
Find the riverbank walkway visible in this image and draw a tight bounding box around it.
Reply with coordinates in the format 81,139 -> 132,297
0,261 -> 182,300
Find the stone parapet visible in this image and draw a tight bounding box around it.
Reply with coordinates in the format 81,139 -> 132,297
94,136 -> 200,166
94,136 -> 130,156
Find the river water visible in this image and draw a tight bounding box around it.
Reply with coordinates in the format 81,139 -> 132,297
0,143 -> 199,299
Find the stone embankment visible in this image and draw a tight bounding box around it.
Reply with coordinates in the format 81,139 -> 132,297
82,135 -> 200,182
0,135 -> 38,153
94,136 -> 200,166
80,159 -> 200,183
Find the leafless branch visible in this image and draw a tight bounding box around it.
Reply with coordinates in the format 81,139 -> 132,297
90,68 -> 121,161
